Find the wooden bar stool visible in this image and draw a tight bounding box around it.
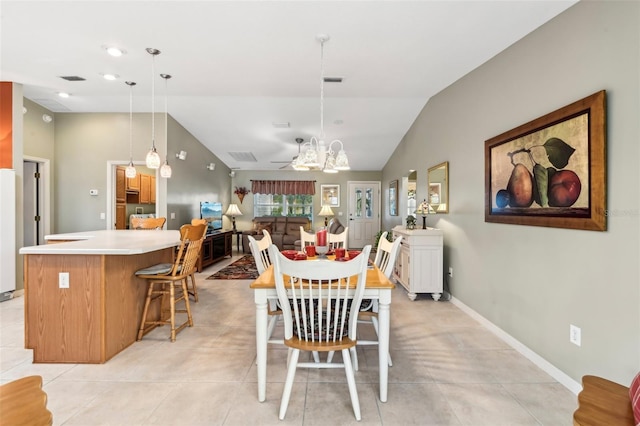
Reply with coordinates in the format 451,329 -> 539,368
0,375 -> 53,425
135,224 -> 206,342
179,219 -> 208,302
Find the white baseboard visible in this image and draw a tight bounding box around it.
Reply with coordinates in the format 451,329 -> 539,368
450,296 -> 582,395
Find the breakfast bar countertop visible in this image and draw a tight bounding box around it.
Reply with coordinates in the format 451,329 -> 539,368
19,229 -> 181,256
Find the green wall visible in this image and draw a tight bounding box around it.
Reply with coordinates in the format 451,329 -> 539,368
382,1 -> 639,388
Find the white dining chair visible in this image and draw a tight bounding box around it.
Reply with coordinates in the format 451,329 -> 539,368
356,231 -> 402,369
299,226 -> 315,248
269,243 -> 371,421
248,231 -> 281,343
328,227 -> 348,250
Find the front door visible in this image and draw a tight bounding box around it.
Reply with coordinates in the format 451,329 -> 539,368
347,181 -> 380,249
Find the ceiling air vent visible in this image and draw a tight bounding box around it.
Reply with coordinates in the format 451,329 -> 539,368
228,152 -> 257,162
323,77 -> 343,83
60,76 -> 86,81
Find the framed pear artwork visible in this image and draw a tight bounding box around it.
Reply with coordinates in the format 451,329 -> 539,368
484,90 -> 606,231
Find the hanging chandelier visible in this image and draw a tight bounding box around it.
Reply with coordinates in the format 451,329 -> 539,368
125,81 -> 137,179
145,48 -> 161,169
159,73 -> 172,178
296,34 -> 350,173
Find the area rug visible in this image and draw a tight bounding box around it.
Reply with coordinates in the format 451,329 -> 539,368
207,255 -> 259,280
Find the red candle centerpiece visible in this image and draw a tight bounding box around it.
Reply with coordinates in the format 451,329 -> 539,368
316,229 -> 327,247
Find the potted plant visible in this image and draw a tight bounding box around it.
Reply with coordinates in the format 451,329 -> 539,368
406,215 -> 416,230
234,186 -> 250,204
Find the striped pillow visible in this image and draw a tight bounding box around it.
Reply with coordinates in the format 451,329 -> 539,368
630,371 -> 640,425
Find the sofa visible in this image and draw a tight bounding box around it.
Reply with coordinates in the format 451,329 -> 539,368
242,216 -> 311,253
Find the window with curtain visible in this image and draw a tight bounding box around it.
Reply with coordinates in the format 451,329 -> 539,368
251,180 -> 315,219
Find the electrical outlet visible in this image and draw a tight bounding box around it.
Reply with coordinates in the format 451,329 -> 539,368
448,267 -> 453,278
570,324 -> 581,346
59,272 -> 69,289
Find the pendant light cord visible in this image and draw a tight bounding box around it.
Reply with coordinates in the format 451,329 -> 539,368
319,38 -> 325,139
129,83 -> 133,161
164,76 -> 168,157
151,53 -> 156,150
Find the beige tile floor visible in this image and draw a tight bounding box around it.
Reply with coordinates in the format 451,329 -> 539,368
1,253 -> 578,425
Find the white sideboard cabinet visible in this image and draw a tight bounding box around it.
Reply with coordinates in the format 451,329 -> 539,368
392,226 -> 443,301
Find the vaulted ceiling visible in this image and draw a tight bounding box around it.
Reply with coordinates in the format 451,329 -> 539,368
1,1 -> 577,170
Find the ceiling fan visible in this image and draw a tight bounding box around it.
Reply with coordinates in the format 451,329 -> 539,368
271,138 -> 305,169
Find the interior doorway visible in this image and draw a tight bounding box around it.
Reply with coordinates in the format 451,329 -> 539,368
106,161 -> 158,230
23,157 -> 50,245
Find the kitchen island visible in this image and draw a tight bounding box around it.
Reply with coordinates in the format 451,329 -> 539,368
19,230 -> 180,363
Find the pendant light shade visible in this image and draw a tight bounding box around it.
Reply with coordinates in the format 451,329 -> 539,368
159,73 -> 172,178
145,48 -> 161,169
125,81 -> 137,179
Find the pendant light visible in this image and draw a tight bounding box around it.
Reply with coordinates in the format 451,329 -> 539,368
159,73 -> 172,178
303,34 -> 350,172
145,48 -> 161,169
125,81 -> 137,179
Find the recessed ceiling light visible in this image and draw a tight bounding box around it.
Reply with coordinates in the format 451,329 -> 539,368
272,122 -> 290,128
58,92 -> 70,98
101,73 -> 119,81
104,46 -> 126,57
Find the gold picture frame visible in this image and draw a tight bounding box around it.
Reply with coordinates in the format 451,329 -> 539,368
484,90 -> 606,231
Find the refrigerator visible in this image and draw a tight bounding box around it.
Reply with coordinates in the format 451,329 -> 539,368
0,169 -> 16,300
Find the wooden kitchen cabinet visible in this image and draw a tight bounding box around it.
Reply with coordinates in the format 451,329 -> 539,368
140,174 -> 151,204
115,167 -> 126,204
150,176 -> 156,204
115,203 -> 126,230
126,174 -> 140,192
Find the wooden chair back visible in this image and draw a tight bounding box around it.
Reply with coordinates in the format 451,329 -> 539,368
248,233 -> 272,275
131,216 -> 166,230
328,227 -> 349,250
174,224 -> 207,276
180,220 -> 207,240
261,229 -> 273,246
373,232 -> 403,278
269,244 -> 371,345
299,226 -> 315,247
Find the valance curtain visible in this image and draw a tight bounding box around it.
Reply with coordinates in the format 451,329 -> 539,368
251,180 -> 316,195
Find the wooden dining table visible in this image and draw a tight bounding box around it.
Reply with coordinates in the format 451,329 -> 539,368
250,257 -> 395,403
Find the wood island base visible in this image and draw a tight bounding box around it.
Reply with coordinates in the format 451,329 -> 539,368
24,248 -> 173,363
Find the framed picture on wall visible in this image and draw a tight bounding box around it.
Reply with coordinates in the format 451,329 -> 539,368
320,184 -> 340,207
389,180 -> 398,216
484,90 -> 606,231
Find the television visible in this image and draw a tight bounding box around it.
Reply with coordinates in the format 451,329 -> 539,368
200,201 -> 223,233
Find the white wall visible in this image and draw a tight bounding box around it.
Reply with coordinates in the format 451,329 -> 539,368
383,1 -> 639,385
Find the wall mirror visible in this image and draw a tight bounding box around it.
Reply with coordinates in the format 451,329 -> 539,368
407,171 -> 417,217
427,161 -> 449,214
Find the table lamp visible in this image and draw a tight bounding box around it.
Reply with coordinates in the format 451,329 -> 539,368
224,203 -> 243,231
318,205 -> 334,227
